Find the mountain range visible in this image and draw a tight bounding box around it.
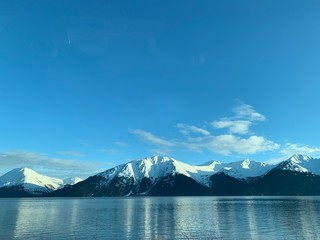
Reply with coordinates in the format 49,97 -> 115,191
1,154 -> 320,197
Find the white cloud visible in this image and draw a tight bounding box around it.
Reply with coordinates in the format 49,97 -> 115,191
233,103 -> 266,121
131,129 -> 175,147
0,151 -> 103,179
176,123 -> 210,136
280,143 -> 320,157
212,103 -> 265,135
212,120 -> 252,135
184,135 -> 279,155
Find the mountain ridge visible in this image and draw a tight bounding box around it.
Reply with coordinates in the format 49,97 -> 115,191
1,154 -> 320,197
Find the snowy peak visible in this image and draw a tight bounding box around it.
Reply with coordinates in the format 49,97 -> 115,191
100,156 -> 182,180
199,158 -> 272,179
0,167 -> 64,194
147,155 -> 174,164
199,160 -> 222,168
277,154 -> 313,172
2,167 -> 33,181
288,154 -> 312,163
278,154 -> 320,174
219,160 -> 273,179
277,160 -> 308,173
240,159 -> 251,169
99,156 -> 175,180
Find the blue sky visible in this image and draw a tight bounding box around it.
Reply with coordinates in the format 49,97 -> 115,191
1,0 -> 320,178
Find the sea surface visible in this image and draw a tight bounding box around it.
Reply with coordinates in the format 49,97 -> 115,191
0,196 -> 319,239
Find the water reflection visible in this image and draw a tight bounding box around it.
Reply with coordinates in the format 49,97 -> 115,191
246,200 -> 258,240
0,199 -> 20,239
0,197 -> 320,239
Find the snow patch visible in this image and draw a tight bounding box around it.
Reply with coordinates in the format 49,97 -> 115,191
63,177 -> 83,185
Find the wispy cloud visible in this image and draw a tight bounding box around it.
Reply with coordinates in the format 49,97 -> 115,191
100,148 -> 120,155
114,141 -> 129,147
131,103 -> 279,156
76,139 -> 91,147
150,148 -> 172,156
131,129 -> 175,147
183,135 -> 279,155
176,123 -> 210,136
0,151 -> 104,179
131,129 -> 176,155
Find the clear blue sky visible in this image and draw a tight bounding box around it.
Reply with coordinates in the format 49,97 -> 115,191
1,0 -> 320,178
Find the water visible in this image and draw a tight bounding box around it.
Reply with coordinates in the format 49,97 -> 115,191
0,197 -> 320,239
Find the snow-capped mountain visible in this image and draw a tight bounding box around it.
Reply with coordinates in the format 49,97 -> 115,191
99,156 -> 274,185
3,154 -> 320,197
98,156 -> 215,187
277,154 -> 320,175
51,156 -> 215,197
96,156 -> 273,188
51,156 -> 282,197
0,167 -> 80,196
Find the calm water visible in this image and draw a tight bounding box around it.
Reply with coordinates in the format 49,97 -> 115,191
0,197 -> 320,239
